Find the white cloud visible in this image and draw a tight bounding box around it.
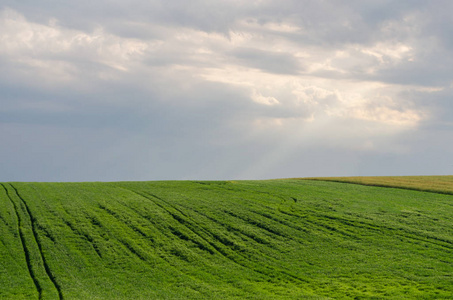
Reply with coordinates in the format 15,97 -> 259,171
251,89 -> 279,105
0,8 -> 150,83
0,6 -> 430,131
1,1 -> 453,180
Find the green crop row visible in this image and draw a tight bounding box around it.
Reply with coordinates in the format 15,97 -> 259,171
1,179 -> 453,299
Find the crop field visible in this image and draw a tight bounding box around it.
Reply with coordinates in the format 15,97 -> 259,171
306,175 -> 453,194
1,178 -> 453,299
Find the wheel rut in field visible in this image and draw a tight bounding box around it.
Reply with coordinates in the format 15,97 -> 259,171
1,183 -> 42,298
122,187 -> 310,285
123,189 -> 256,261
56,212 -> 103,258
93,204 -> 155,262
282,209 -> 453,251
8,184 -> 64,300
127,189 -> 231,255
97,204 -> 151,241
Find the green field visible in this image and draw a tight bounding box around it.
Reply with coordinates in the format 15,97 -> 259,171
1,178 -> 453,299
306,175 -> 453,195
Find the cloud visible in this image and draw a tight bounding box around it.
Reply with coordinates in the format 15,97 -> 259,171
251,89 -> 280,106
0,2 -> 452,181
0,8 -> 151,85
230,47 -> 302,75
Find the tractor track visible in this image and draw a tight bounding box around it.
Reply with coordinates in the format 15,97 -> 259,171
123,187 -> 310,285
1,183 -> 42,298
7,183 -> 63,300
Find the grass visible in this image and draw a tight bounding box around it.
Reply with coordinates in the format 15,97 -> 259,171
0,178 -> 452,299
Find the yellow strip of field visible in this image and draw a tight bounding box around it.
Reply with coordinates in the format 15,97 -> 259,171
304,176 -> 453,195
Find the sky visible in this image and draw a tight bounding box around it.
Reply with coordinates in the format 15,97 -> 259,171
1,0 -> 453,181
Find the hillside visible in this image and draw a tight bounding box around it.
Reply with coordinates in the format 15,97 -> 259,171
306,175 -> 453,194
1,179 -> 453,299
